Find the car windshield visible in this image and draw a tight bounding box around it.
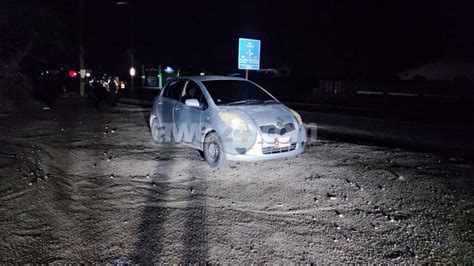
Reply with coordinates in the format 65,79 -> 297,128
202,80 -> 276,106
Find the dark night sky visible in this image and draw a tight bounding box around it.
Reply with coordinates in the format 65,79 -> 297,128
58,0 -> 474,78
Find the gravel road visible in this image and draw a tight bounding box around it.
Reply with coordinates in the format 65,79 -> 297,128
0,98 -> 472,263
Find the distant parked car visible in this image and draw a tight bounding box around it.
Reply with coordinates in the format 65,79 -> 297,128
150,76 -> 306,167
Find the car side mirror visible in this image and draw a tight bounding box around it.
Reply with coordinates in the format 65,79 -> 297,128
185,98 -> 200,108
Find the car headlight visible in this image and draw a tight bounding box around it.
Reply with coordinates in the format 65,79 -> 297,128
219,112 -> 250,131
289,109 -> 303,126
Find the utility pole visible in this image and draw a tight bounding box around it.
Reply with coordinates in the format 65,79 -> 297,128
79,0 -> 85,96
118,1 -> 134,90
129,0 -> 134,90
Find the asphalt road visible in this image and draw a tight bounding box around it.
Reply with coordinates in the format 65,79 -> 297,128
119,88 -> 474,156
300,111 -> 474,156
0,97 -> 473,263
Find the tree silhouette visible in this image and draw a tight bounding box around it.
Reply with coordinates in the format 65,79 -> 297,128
0,0 -> 74,109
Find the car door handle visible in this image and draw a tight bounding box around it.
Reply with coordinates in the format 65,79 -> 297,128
158,101 -> 163,105
175,106 -> 181,111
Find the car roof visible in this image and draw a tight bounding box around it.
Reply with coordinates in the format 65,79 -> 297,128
174,75 -> 247,82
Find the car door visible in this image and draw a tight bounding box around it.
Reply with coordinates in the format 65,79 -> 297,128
161,79 -> 185,141
173,80 -> 206,146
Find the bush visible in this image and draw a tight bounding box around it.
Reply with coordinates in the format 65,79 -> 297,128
0,69 -> 44,112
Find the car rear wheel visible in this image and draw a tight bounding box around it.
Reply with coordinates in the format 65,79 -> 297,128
151,118 -> 164,143
203,132 -> 228,168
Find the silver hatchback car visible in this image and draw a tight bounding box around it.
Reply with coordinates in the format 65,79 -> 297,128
150,75 -> 306,167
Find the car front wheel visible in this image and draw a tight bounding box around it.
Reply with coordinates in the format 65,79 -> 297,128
203,132 -> 228,168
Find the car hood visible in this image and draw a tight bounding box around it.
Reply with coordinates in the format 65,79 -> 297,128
219,104 -> 294,124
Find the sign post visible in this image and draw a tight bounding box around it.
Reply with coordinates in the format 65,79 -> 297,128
238,38 -> 261,79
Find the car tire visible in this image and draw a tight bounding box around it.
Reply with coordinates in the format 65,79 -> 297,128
203,132 -> 228,168
151,118 -> 164,143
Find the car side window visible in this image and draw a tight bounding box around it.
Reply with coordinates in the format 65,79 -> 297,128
165,80 -> 185,100
161,82 -> 171,97
181,81 -> 209,109
181,81 -> 203,103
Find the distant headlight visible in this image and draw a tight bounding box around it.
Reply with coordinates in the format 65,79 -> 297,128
289,109 -> 303,126
219,112 -> 250,131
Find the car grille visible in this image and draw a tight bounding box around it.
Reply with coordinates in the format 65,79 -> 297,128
260,123 -> 295,135
262,143 -> 297,154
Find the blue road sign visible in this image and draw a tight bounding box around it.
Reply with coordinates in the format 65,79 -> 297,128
238,38 -> 261,70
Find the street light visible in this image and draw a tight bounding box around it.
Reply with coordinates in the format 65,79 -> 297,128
129,67 -> 136,89
164,66 -> 174,74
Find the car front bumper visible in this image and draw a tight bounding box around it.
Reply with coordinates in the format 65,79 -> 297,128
223,124 -> 307,161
